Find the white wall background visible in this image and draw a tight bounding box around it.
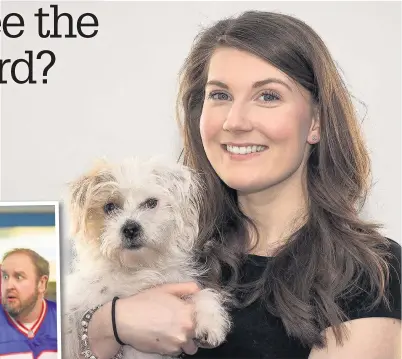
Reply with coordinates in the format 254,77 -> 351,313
1,1 -> 401,272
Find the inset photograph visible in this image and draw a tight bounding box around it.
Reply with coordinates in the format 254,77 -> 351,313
0,201 -> 60,358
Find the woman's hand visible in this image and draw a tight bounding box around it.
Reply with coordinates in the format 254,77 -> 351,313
87,282 -> 201,359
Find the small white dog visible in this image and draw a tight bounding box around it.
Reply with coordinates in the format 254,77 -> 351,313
62,157 -> 231,359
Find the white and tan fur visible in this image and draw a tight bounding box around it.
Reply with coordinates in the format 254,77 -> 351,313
61,157 -> 231,359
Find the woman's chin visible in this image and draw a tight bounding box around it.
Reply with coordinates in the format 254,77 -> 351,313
222,177 -> 273,195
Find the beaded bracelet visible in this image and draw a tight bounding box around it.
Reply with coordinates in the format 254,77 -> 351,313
80,305 -> 124,359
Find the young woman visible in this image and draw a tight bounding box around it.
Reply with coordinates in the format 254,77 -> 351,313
82,10 -> 401,359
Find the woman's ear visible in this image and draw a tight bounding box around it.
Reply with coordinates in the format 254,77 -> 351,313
307,108 -> 320,144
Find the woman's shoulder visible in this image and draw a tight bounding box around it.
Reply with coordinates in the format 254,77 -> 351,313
382,237 -> 400,301
383,237 -> 401,281
384,237 -> 401,313
342,237 -> 401,322
385,237 -> 401,258
384,237 -> 400,307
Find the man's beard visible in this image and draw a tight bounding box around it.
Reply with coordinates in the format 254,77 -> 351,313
3,289 -> 40,319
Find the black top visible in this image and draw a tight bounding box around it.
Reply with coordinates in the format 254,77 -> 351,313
192,238 -> 401,359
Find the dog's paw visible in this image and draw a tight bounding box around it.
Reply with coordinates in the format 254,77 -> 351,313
191,288 -> 231,348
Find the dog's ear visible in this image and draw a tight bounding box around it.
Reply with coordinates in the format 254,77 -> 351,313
151,162 -> 200,203
67,159 -> 112,236
151,163 -> 204,234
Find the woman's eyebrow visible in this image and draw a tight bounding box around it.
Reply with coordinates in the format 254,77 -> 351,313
206,78 -> 292,92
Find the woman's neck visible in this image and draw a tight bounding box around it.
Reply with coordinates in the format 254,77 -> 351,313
238,171 -> 308,256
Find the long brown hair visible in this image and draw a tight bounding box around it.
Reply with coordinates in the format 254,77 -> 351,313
176,10 -> 392,348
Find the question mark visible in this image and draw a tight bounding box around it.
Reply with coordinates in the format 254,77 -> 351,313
37,50 -> 56,84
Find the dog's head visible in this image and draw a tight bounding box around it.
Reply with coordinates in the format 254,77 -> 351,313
68,157 -> 202,268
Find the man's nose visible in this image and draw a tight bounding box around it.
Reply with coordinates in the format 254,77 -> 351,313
4,278 -> 16,291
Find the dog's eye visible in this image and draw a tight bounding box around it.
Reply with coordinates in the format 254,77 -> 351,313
142,197 -> 158,209
104,202 -> 118,214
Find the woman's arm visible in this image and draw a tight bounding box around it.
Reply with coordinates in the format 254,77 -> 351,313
85,282 -> 201,359
87,300 -> 120,359
308,317 -> 401,359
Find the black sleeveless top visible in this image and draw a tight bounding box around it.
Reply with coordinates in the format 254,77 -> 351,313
191,238 -> 401,359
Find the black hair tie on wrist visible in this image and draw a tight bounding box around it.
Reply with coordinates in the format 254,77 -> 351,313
112,296 -> 126,346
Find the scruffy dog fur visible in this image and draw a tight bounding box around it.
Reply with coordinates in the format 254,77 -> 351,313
62,157 -> 231,359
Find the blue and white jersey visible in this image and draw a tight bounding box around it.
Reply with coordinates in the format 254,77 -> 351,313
0,299 -> 57,359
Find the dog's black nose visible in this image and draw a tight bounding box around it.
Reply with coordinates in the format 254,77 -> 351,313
122,221 -> 141,240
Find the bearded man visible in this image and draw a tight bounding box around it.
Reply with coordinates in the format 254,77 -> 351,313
0,248 -> 57,358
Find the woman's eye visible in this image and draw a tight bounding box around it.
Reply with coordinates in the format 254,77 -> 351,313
258,91 -> 280,102
207,91 -> 231,101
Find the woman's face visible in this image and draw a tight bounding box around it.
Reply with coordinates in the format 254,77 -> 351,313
200,47 -> 320,194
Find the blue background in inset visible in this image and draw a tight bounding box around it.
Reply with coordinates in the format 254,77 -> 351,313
0,213 -> 55,228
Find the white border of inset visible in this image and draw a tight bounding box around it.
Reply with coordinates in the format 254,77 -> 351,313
0,200 -> 61,359
0,0 -> 3,200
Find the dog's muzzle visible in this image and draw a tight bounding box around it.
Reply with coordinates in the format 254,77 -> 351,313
121,220 -> 143,249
